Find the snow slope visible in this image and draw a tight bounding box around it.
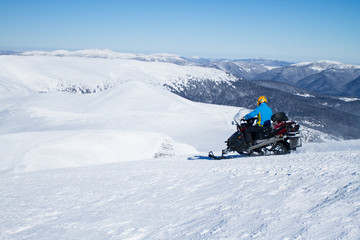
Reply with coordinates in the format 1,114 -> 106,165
1,141 -> 359,239
0,54 -> 359,239
0,55 -> 236,96
0,80 -> 243,173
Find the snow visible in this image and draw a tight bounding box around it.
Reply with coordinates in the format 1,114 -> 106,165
264,65 -> 280,70
338,97 -> 360,102
291,60 -> 360,72
0,79 -> 237,172
290,62 -> 312,67
22,49 -> 139,59
20,49 -> 189,64
1,142 -> 359,239
295,93 -> 315,98
316,60 -> 342,65
0,54 -> 359,239
0,55 -> 236,95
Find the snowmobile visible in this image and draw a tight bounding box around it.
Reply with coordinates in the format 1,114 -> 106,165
208,112 -> 302,159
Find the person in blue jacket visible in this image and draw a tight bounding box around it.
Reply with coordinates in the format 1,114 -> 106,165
234,96 -> 273,147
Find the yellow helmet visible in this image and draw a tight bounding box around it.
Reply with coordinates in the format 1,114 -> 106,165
257,96 -> 267,106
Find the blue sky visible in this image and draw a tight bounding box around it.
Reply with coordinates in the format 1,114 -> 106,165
1,0 -> 359,63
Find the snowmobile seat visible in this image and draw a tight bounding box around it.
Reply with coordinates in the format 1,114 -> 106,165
271,112 -> 288,123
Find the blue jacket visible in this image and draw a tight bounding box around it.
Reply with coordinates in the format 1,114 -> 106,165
244,103 -> 273,126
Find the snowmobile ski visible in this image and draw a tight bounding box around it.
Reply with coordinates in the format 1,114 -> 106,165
208,151 -> 236,160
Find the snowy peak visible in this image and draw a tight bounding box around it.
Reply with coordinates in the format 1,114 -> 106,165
291,60 -> 358,71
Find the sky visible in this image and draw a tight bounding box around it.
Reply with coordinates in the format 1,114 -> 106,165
1,0 -> 360,64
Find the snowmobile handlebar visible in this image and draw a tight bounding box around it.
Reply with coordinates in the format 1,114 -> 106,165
232,117 -> 257,124
241,117 -> 257,126
232,117 -> 258,131
241,117 -> 257,121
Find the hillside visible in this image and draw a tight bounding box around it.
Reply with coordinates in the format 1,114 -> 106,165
254,61 -> 360,97
1,53 -> 359,139
0,70 -> 359,239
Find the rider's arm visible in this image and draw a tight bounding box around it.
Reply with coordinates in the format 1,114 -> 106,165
244,107 -> 260,120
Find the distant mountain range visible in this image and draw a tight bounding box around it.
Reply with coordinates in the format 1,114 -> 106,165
1,49 -> 360,140
10,49 -> 360,96
253,61 -> 360,97
19,49 -> 360,98
184,58 -> 360,98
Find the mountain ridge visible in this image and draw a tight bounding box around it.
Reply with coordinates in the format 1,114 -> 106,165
8,49 -> 360,97
253,61 -> 360,97
1,50 -> 360,139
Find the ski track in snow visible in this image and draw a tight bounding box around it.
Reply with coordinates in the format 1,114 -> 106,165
1,145 -> 359,240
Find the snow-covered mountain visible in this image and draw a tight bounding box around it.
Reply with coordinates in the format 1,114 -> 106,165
16,49 -> 292,79
0,56 -> 333,171
167,76 -> 360,139
254,60 -> 360,97
1,51 -> 360,139
201,60 -> 271,80
1,50 -> 360,239
197,58 -> 360,98
20,49 -> 191,65
13,49 -> 360,98
0,54 -> 236,95
0,80 -> 239,172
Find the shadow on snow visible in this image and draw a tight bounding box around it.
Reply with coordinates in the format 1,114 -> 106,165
187,153 -> 247,161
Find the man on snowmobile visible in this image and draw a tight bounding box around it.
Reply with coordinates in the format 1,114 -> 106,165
234,96 -> 273,147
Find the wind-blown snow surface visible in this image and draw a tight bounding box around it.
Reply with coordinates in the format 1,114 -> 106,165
1,140 -> 360,239
0,56 -> 360,239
